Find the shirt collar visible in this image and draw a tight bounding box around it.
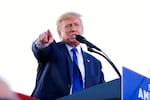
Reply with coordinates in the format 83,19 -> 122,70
66,44 -> 81,54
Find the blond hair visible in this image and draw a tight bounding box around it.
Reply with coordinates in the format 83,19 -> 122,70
56,12 -> 83,33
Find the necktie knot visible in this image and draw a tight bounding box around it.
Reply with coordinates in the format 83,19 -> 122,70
71,48 -> 77,54
71,48 -> 78,65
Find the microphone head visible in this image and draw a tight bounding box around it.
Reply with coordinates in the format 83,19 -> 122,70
76,35 -> 86,43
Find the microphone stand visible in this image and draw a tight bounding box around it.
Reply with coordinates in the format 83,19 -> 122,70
87,46 -> 122,78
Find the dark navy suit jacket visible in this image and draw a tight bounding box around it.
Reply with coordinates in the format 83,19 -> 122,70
31,40 -> 105,100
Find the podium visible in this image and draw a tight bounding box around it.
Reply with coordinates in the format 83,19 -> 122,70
57,67 -> 150,100
57,78 -> 121,100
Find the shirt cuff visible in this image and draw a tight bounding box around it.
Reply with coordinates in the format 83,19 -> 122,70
35,39 -> 53,48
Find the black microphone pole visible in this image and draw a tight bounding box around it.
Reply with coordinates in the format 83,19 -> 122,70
76,35 -> 121,78
87,46 -> 121,78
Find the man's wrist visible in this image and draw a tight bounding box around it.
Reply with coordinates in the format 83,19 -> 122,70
35,39 -> 53,48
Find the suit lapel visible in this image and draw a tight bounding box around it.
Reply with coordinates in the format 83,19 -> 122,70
81,50 -> 92,88
59,42 -> 74,83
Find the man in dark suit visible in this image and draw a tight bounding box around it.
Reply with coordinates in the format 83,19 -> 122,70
31,12 -> 105,100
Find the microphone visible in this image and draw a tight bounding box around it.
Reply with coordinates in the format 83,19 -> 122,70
76,35 -> 121,78
76,35 -> 101,51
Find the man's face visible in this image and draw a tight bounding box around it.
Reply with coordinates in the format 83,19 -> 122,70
59,17 -> 83,47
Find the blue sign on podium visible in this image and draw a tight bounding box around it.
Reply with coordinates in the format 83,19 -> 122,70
123,67 -> 150,100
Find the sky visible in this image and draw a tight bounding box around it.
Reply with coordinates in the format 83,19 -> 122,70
0,0 -> 150,96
